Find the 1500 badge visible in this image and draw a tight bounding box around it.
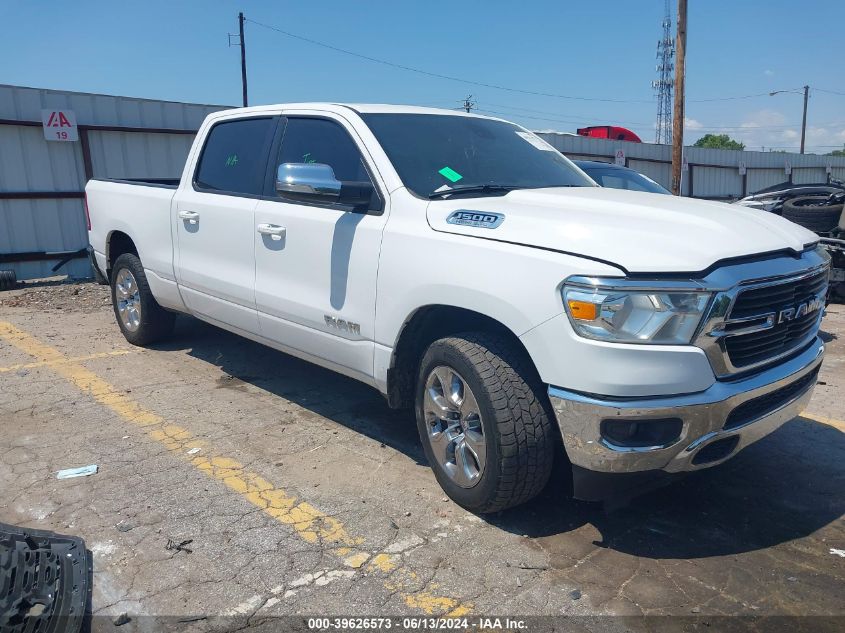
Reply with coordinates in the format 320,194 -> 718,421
446,210 -> 505,229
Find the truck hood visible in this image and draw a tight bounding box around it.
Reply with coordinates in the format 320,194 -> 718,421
426,187 -> 818,273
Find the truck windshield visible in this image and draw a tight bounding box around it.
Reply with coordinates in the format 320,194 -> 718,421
360,113 -> 594,198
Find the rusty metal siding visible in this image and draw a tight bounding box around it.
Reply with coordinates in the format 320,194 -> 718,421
0,84 -> 228,280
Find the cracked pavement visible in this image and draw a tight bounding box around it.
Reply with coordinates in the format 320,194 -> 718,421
0,282 -> 843,628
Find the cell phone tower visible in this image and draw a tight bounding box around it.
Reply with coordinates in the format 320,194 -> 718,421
652,0 -> 674,144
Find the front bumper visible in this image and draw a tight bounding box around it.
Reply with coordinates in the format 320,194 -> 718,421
549,337 -> 824,494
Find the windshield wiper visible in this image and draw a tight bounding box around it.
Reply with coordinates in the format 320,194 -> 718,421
427,184 -> 524,200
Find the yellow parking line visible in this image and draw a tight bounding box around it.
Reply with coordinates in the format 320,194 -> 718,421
800,411 -> 845,433
0,349 -> 137,373
0,321 -> 471,615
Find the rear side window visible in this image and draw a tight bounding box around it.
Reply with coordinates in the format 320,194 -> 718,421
195,117 -> 275,195
277,118 -> 371,183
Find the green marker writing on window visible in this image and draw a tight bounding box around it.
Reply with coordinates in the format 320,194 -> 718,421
225,154 -> 239,167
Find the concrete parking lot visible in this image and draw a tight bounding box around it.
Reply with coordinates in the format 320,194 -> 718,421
1,281 -> 843,629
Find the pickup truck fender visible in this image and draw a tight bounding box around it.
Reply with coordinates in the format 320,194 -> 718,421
373,209 -> 625,396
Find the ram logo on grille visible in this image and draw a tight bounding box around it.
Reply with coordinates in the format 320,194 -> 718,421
446,210 -> 505,229
778,295 -> 824,324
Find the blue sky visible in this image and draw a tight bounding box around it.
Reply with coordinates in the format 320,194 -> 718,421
3,0 -> 844,153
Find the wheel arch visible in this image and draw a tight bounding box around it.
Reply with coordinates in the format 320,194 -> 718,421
385,304 -> 541,410
105,230 -> 138,279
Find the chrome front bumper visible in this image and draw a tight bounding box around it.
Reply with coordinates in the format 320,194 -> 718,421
548,338 -> 824,475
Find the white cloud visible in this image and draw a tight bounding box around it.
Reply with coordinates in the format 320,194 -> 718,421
726,110 -> 841,152
764,69 -> 775,76
684,117 -> 703,130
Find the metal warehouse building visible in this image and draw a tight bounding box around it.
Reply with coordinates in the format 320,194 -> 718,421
2,83 -> 845,282
0,84 -> 226,281
536,133 -> 845,199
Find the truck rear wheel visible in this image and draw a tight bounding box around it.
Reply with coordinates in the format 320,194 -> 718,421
415,332 -> 555,513
110,253 -> 175,346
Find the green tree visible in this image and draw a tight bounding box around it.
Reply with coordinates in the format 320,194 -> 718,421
827,144 -> 845,157
692,134 -> 746,150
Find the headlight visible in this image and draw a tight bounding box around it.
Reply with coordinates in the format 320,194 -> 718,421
562,283 -> 712,345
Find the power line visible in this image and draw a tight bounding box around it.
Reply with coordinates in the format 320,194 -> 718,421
480,101 -> 845,129
815,87 -> 845,97
477,102 -> 653,126
245,18 -> 658,104
245,17 -> 844,110
688,91 -> 776,103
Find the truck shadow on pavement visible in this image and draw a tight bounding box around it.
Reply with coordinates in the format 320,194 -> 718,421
155,317 -> 844,561
496,417 -> 845,560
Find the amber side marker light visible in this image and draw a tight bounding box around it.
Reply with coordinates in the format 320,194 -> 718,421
568,300 -> 598,321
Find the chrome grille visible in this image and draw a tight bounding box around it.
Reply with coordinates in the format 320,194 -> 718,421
730,269 -> 828,319
694,249 -> 830,378
725,269 -> 828,368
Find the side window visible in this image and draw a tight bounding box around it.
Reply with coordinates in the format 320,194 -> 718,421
195,117 -> 275,195
277,118 -> 371,184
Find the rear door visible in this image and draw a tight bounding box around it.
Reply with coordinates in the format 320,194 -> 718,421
174,116 -> 276,334
253,114 -> 388,383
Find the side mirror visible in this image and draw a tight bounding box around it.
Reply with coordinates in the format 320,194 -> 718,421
275,162 -> 375,210
276,163 -> 341,201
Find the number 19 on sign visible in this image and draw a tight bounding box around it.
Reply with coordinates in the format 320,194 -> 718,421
41,109 -> 79,142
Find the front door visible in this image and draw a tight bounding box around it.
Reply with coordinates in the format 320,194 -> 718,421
253,114 -> 388,383
175,116 -> 276,334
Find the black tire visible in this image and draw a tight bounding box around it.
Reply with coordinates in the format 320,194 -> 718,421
0,270 -> 16,291
110,253 -> 175,346
415,332 -> 555,513
782,196 -> 843,233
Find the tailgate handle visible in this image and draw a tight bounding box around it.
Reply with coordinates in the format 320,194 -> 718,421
257,223 -> 286,240
178,210 -> 200,224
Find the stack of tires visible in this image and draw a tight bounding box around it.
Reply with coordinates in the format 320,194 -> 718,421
0,270 -> 16,291
781,196 -> 843,233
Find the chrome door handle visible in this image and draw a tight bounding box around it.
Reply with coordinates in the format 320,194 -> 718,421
178,210 -> 200,224
257,223 -> 286,240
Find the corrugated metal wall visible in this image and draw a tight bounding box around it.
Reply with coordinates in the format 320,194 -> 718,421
0,84 -> 228,280
538,132 -> 845,199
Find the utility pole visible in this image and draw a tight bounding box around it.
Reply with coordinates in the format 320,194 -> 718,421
670,0 -> 687,195
228,14 -> 249,106
238,12 -> 248,107
769,86 -> 811,154
800,84 -> 809,154
462,95 -> 476,113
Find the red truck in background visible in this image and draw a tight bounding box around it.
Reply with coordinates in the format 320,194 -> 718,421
577,125 -> 642,143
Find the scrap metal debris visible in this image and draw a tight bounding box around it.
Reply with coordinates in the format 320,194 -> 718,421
166,538 -> 193,554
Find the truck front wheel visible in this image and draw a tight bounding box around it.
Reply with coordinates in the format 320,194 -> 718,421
415,332 -> 555,513
110,253 -> 175,346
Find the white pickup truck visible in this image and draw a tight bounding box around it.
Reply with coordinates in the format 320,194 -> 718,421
86,104 -> 829,512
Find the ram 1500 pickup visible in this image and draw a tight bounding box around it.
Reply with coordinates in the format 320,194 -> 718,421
86,104 -> 829,512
